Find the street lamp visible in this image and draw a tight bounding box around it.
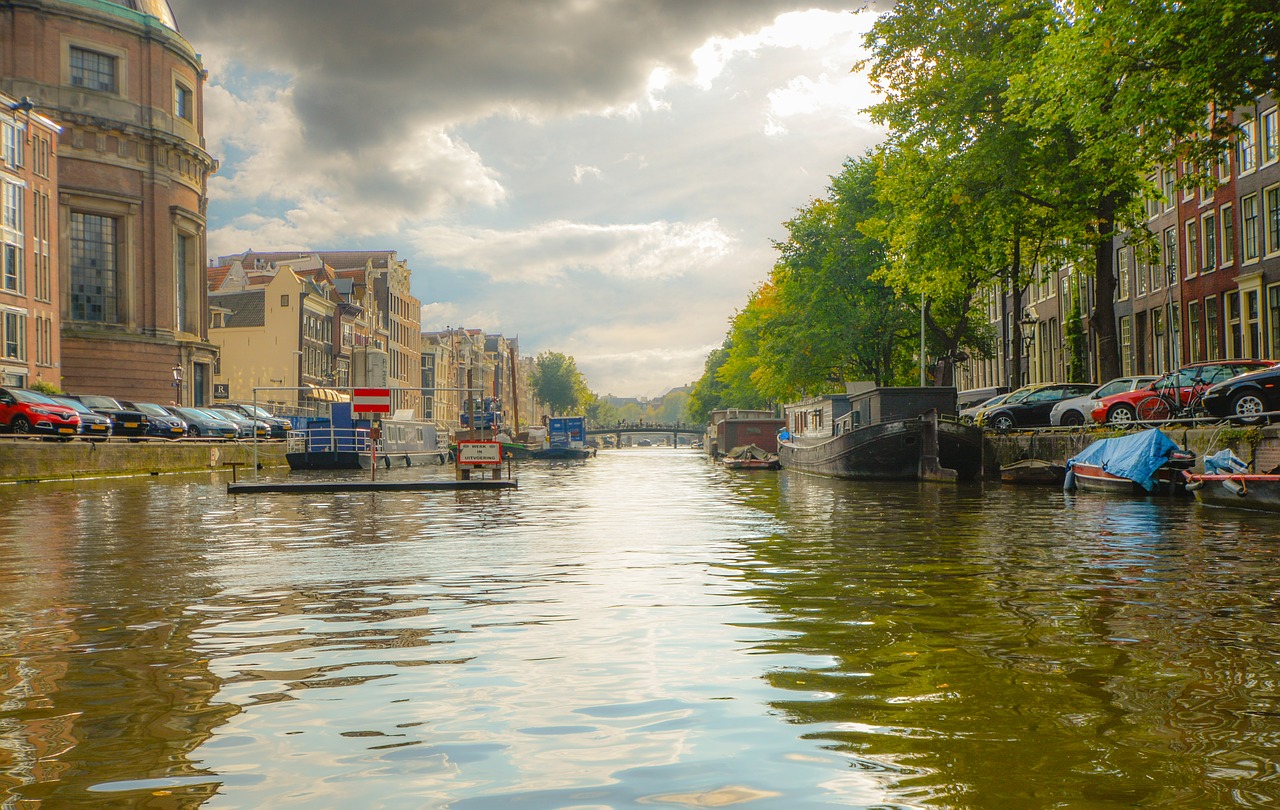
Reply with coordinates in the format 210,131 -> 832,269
171,365 -> 184,406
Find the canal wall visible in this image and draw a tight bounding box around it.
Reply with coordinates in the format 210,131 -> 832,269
4,425 -> 1279,484
985,424 -> 1280,474
0,440 -> 289,484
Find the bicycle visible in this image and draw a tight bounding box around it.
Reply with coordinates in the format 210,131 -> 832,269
1135,381 -> 1210,422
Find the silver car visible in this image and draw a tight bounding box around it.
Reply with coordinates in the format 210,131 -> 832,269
1049,376 -> 1159,426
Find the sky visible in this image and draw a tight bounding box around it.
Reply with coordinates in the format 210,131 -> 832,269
169,0 -> 888,398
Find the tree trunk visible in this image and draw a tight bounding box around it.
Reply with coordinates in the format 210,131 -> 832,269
1091,193 -> 1121,383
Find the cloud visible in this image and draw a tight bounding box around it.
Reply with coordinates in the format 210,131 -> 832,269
408,220 -> 734,283
172,0 -> 889,397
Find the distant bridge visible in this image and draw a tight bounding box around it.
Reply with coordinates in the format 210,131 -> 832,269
585,424 -> 705,447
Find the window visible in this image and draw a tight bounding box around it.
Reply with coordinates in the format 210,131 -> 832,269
3,182 -> 22,232
2,243 -> 20,293
1227,291 -> 1242,358
174,83 -> 193,121
70,212 -> 118,323
1116,247 -> 1130,300
1163,167 -> 1176,211
2,122 -> 22,168
1188,301 -> 1201,363
1246,289 -> 1261,359
1243,194 -> 1260,261
69,46 -> 117,93
2,310 -> 23,360
1163,226 -> 1178,285
1185,220 -> 1199,278
1120,316 -> 1133,376
1218,148 -> 1231,182
1269,186 -> 1280,255
1269,285 -> 1280,359
1205,296 -> 1220,360
1220,204 -> 1234,266
1137,249 -> 1148,296
1239,120 -> 1257,174
1264,108 -> 1279,165
280,294 -> 289,307
175,233 -> 192,333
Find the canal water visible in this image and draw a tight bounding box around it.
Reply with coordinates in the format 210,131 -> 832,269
1,449 -> 1279,809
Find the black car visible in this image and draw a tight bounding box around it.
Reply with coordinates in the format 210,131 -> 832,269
72,394 -> 150,439
50,396 -> 113,441
979,383 -> 1097,432
1200,363 -> 1280,424
119,400 -> 188,439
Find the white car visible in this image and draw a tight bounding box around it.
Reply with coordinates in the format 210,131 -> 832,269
960,392 -> 1010,424
1049,376 -> 1159,426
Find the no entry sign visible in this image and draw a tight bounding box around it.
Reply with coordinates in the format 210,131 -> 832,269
352,387 -> 391,413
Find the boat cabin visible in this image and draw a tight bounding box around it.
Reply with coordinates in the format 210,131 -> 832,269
784,383 -> 959,438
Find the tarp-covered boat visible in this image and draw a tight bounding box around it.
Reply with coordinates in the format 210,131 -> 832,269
722,444 -> 780,470
1065,429 -> 1195,494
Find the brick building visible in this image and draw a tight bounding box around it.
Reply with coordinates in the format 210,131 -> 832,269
0,91 -> 60,389
0,0 -> 219,404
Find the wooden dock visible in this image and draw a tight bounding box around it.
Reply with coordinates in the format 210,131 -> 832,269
227,479 -> 517,494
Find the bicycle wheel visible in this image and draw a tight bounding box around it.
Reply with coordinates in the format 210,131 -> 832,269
1136,395 -> 1172,421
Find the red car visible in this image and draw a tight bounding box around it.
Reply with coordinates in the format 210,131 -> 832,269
1091,360 -> 1275,426
0,386 -> 82,437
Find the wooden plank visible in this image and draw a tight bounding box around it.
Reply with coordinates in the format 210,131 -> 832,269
228,480 -> 516,494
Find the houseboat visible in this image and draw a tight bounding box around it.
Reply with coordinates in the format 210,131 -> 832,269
705,408 -> 785,459
286,406 -> 447,471
778,384 -> 985,482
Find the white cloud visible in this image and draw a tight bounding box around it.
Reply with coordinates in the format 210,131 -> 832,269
408,220 -> 735,283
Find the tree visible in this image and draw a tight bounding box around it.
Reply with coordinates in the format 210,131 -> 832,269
863,0 -> 1080,387
530,351 -> 589,416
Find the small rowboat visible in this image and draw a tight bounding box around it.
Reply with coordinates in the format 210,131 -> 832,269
722,444 -> 781,470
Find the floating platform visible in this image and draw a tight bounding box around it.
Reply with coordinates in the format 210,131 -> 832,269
228,479 -> 517,494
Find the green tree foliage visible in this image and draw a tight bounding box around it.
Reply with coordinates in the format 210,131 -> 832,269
530,351 -> 589,416
863,0 -> 1081,386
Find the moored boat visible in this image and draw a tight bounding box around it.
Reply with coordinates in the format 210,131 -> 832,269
1184,449 -> 1280,512
287,408 -> 446,471
778,384 -> 984,482
721,444 -> 780,470
1000,458 -> 1066,485
1064,429 -> 1195,495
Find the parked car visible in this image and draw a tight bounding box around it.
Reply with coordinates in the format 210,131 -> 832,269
71,394 -> 150,439
1091,360 -> 1275,425
1199,364 -> 1280,424
167,406 -> 238,439
209,407 -> 269,439
0,387 -> 81,437
978,383 -> 1096,432
119,400 -> 188,439
50,395 -> 113,441
961,392 -> 1010,424
1049,376 -> 1159,426
225,403 -> 292,438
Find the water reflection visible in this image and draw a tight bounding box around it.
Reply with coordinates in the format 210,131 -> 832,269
0,454 -> 1278,807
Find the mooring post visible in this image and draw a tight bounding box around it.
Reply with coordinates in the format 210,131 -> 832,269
919,409 -> 958,483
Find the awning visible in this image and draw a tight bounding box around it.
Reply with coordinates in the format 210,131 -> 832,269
303,384 -> 351,403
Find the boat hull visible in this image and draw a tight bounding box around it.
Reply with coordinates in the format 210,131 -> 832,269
1068,462 -> 1187,496
1188,474 -> 1280,512
778,418 -> 984,481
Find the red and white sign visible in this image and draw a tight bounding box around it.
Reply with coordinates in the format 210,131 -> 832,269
352,387 -> 391,413
456,441 -> 502,465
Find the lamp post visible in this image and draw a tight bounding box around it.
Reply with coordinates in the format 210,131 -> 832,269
171,365 -> 184,406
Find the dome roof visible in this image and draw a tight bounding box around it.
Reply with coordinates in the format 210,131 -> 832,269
103,0 -> 179,31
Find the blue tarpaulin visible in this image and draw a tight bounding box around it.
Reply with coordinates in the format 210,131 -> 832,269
1065,429 -> 1181,492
